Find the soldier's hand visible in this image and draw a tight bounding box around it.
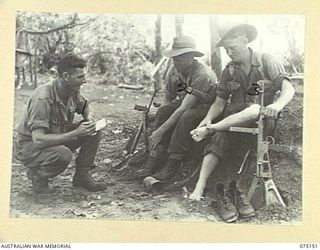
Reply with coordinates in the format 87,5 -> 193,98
149,129 -> 163,150
265,103 -> 282,118
75,121 -> 97,137
197,117 -> 212,129
190,127 -> 209,142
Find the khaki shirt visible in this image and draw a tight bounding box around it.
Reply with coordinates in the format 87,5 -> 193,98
217,48 -> 290,116
165,60 -> 218,105
16,78 -> 87,141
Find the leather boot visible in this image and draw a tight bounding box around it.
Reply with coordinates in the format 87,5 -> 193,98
213,183 -> 238,223
73,169 -> 107,192
27,168 -> 50,194
151,159 -> 181,182
135,157 -> 164,177
229,180 -> 255,218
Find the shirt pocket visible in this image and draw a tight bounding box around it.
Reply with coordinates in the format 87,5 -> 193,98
229,87 -> 246,113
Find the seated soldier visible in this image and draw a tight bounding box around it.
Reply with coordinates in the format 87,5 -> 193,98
136,36 -> 217,181
15,53 -> 108,194
189,24 -> 295,223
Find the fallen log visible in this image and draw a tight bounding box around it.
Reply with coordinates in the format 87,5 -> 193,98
117,84 -> 144,90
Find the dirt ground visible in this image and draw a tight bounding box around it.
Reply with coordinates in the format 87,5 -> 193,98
10,75 -> 303,225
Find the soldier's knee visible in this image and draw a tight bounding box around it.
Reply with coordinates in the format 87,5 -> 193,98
155,105 -> 175,124
212,131 -> 228,142
54,146 -> 72,165
82,130 -> 102,146
180,109 -> 197,122
157,105 -> 170,116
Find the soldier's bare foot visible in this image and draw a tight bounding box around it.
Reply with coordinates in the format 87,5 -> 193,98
189,188 -> 204,201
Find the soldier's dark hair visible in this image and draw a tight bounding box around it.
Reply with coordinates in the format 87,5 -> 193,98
57,53 -> 86,75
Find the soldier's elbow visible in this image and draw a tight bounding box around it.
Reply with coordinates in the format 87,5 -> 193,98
32,136 -> 46,149
247,104 -> 261,120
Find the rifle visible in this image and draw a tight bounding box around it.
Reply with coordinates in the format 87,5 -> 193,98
114,56 -> 168,171
229,81 -> 286,207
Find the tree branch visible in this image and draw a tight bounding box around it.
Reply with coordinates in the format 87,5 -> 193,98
17,15 -> 100,35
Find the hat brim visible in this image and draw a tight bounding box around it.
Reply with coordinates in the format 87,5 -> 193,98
163,48 -> 204,58
216,24 -> 257,47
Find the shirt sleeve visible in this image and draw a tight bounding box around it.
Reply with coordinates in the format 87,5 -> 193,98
263,54 -> 291,91
27,99 -> 52,132
190,74 -> 216,103
164,66 -> 178,101
216,67 -> 233,100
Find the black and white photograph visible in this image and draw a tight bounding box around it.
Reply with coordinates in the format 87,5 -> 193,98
10,12 -> 304,225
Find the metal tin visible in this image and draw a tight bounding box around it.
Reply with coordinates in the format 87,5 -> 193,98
143,176 -> 164,194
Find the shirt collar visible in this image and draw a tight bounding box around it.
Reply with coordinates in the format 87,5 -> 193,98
249,47 -> 261,67
52,78 -> 73,109
230,47 -> 261,67
176,59 -> 198,82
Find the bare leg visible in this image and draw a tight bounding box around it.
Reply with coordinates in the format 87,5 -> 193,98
189,153 -> 219,200
189,105 -> 260,200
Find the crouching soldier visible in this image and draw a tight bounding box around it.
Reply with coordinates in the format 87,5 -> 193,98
15,53 -> 108,194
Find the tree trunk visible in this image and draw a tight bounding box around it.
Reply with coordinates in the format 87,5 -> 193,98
29,55 -> 33,83
155,15 -> 162,64
16,30 -> 24,50
154,14 -> 162,91
286,29 -> 298,73
174,15 -> 184,36
33,46 -> 38,89
209,16 -> 222,80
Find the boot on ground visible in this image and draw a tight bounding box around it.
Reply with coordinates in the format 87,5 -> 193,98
135,157 -> 164,177
26,168 -> 50,194
213,183 -> 238,223
73,170 -> 107,192
151,159 -> 181,182
229,180 -> 255,218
